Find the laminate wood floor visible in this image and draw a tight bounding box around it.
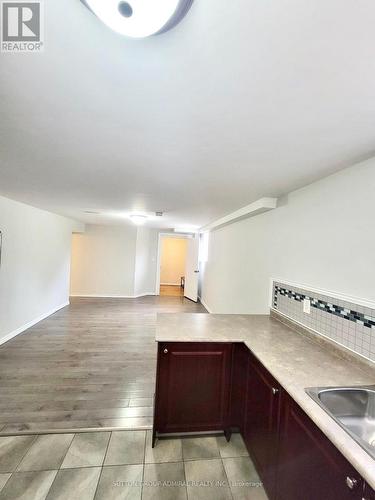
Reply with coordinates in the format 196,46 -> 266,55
160,285 -> 184,296
0,296 -> 206,435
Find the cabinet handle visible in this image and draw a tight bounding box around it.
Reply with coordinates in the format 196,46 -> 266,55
272,388 -> 279,395
345,477 -> 358,490
163,349 -> 168,354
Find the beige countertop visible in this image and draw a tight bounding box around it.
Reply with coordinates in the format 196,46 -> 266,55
156,312 -> 375,489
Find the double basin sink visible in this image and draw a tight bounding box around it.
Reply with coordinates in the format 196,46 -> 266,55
306,386 -> 375,460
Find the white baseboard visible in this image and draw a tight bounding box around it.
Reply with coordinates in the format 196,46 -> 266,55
199,297 -> 213,313
70,293 -> 156,299
0,301 -> 70,346
160,282 -> 181,286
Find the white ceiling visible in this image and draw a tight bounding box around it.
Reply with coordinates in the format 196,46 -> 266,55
1,0 -> 375,229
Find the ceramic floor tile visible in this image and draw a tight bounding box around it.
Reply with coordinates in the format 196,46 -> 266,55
94,464 -> 143,500
142,462 -> 187,500
217,434 -> 249,459
46,467 -> 101,500
223,457 -> 267,500
0,436 -> 36,473
61,432 -> 110,469
182,437 -> 220,461
0,474 -> 11,493
0,470 -> 57,500
17,434 -> 74,471
145,431 -> 182,464
184,459 -> 231,500
104,430 -> 145,466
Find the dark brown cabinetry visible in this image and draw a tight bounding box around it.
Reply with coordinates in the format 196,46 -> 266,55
230,342 -> 248,433
154,342 -> 232,435
276,392 -> 363,500
364,484 -> 375,500
244,352 -> 281,500
153,341 -> 374,499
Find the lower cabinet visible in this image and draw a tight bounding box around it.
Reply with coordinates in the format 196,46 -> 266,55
276,392 -> 363,500
244,351 -> 281,500
154,342 -> 232,435
153,341 -> 374,499
364,484 -> 375,500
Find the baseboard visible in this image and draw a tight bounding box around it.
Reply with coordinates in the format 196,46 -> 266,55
0,301 -> 70,346
160,282 -> 181,286
199,297 -> 213,313
70,293 -> 156,299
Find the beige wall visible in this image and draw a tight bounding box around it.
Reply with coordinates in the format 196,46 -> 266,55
70,224 -> 137,297
70,225 -> 162,297
160,237 -> 188,285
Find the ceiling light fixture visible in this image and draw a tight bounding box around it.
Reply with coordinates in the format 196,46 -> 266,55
129,214 -> 148,225
83,0 -> 194,38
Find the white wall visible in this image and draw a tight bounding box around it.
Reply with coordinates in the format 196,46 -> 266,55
0,195 -> 82,344
71,225 -> 161,297
201,160 -> 375,313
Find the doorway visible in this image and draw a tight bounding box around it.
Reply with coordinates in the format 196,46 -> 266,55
159,236 -> 188,297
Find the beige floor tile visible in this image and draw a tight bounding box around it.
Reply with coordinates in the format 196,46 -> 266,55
0,436 -> 36,473
223,457 -> 268,500
0,474 -> 11,493
184,459 -> 231,500
94,464 -> 143,500
0,470 -> 57,500
17,434 -> 74,471
46,467 -> 101,500
217,434 -> 249,458
104,430 -> 145,466
145,431 -> 182,464
182,437 -> 220,461
143,462 -> 187,500
61,432 -> 110,468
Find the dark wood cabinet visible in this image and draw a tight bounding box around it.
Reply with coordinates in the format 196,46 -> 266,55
154,342 -> 232,435
153,340 -> 374,499
276,392 -> 363,500
363,484 -> 375,500
230,342 -> 249,433
244,351 -> 281,500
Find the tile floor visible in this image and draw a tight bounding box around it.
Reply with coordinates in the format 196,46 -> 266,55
0,431 -> 268,499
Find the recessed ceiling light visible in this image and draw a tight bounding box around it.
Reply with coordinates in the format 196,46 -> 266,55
83,0 -> 194,38
129,214 -> 148,225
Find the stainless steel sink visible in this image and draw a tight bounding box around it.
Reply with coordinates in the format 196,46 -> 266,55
306,385 -> 375,460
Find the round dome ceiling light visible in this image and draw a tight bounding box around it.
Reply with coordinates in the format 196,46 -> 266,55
83,0 -> 194,38
129,214 -> 148,225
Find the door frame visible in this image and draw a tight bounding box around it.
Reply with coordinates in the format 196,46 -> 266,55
155,232 -> 195,296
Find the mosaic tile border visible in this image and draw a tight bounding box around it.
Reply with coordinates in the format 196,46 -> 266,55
273,285 -> 375,329
271,280 -> 375,362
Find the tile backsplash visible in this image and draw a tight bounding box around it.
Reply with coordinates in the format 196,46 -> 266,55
272,281 -> 375,362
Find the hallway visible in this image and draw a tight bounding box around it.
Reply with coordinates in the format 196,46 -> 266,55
0,296 -> 206,435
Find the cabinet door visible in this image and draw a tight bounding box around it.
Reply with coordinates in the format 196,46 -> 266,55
230,343 -> 249,433
155,342 -> 232,433
363,484 -> 375,500
244,353 -> 281,500
276,393 -> 363,500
